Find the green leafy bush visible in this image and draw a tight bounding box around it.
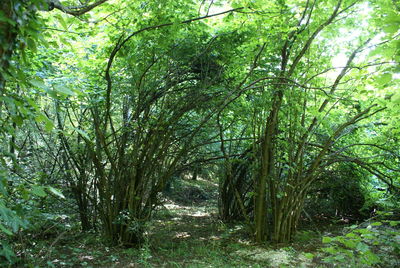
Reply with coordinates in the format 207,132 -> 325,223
319,221 -> 400,267
0,170 -> 66,265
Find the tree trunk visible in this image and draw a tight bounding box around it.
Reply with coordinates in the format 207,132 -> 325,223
0,0 -> 18,112
255,90 -> 283,243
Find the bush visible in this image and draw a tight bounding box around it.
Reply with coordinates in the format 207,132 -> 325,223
318,220 -> 400,267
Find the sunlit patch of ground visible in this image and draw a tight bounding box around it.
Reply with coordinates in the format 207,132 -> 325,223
143,179 -> 325,267
147,198 -> 317,267
234,247 -> 313,267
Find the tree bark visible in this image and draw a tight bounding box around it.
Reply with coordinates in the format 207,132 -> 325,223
0,0 -> 18,113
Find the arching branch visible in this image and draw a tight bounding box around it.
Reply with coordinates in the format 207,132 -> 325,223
103,7 -> 244,129
48,0 -> 109,16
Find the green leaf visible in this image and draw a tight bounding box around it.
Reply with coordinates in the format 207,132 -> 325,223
355,228 -> 372,235
322,237 -> 332,243
0,178 -> 7,196
391,93 -> 400,104
27,38 -> 37,53
73,127 -> 90,141
56,14 -> 68,30
47,187 -> 65,199
0,223 -> 13,235
383,24 -> 399,34
369,46 -> 384,57
322,246 -> 337,254
371,222 -> 382,226
12,116 -> 24,126
26,98 -> 39,110
356,242 -> 369,253
304,253 -> 314,259
30,79 -> 46,89
21,188 -> 30,200
31,185 -> 47,197
35,113 -> 46,123
53,84 -> 76,96
35,113 -> 54,131
362,250 -> 380,265
345,232 -> 358,238
45,120 -> 54,132
342,239 -> 357,249
0,242 -> 16,262
60,37 -> 72,47
376,73 -> 392,86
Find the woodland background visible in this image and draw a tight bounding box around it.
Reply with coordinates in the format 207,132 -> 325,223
0,0 -> 399,266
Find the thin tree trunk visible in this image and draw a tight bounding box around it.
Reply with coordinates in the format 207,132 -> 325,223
255,90 -> 283,243
0,0 -> 17,114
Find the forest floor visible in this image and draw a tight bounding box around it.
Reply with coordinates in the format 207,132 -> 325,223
22,178 -> 399,267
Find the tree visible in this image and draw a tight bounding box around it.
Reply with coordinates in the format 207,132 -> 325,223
217,0 -> 399,243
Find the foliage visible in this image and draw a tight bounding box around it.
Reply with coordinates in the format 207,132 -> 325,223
319,221 -> 400,267
0,0 -> 399,265
215,0 -> 400,244
305,163 -> 368,220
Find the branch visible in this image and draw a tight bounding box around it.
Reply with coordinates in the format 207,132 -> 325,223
293,38 -> 371,165
287,0 -> 343,76
103,7 -> 245,129
346,159 -> 398,193
327,143 -> 399,158
49,0 -> 109,16
306,104 -> 384,177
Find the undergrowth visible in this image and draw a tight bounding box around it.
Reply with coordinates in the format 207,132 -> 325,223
2,179 -> 399,267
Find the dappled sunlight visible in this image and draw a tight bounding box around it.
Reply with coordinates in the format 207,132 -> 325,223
191,210 -> 210,217
2,0 -> 399,267
163,203 -> 213,217
234,247 -> 313,267
174,231 -> 191,239
78,255 -> 94,261
237,238 -> 252,245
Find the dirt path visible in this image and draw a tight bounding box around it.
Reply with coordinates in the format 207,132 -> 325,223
144,200 -> 315,267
